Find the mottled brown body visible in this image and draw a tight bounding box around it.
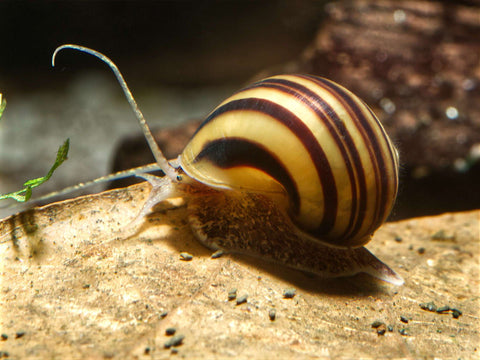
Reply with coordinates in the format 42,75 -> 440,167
186,185 -> 403,284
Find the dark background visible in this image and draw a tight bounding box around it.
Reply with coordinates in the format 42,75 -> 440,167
0,1 -> 323,92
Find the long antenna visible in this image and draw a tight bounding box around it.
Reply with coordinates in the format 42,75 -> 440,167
0,163 -> 163,210
52,44 -> 179,181
30,163 -> 162,204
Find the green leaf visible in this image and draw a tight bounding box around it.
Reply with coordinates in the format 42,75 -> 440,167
0,94 -> 5,118
0,139 -> 70,203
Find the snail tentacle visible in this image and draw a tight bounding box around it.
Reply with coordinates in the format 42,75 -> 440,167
52,44 -> 180,181
0,163 -> 162,209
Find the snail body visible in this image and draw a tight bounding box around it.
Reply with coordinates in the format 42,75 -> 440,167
53,45 -> 403,285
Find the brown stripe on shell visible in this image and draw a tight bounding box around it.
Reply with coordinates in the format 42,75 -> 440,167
362,105 -> 399,235
193,97 -> 338,235
307,75 -> 384,242
193,137 -> 301,214
247,77 -> 365,243
364,105 -> 399,195
305,75 -> 396,244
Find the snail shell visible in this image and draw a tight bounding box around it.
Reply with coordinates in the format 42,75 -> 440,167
52,45 -> 403,285
180,74 -> 399,248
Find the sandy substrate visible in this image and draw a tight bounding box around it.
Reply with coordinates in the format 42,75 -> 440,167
0,183 -> 478,359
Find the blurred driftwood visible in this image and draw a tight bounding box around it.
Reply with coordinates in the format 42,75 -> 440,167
292,1 -> 480,172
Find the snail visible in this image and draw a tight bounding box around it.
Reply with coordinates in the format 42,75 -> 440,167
52,44 -> 403,285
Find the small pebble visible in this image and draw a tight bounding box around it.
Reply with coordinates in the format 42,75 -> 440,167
1,334 -> 7,341
165,327 -> 177,336
171,348 -> 179,354
160,311 -> 168,318
144,347 -> 150,355
431,230 -> 455,241
420,302 -> 437,312
268,309 -> 276,321
387,325 -> 394,332
283,288 -> 296,299
228,288 -> 237,301
394,235 -> 403,242
236,294 -> 248,305
417,247 -> 425,254
211,250 -> 224,259
398,328 -> 408,336
0,351 -> 9,358
451,308 -> 462,319
436,305 -> 451,313
164,334 -> 185,349
400,316 -> 409,323
15,331 -> 25,339
179,252 -> 193,261
371,321 -> 386,335
420,302 -> 462,318
371,320 -> 384,328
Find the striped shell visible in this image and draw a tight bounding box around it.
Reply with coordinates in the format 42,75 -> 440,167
180,74 -> 399,248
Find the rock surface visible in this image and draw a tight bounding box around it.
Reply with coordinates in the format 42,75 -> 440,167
0,183 -> 478,359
